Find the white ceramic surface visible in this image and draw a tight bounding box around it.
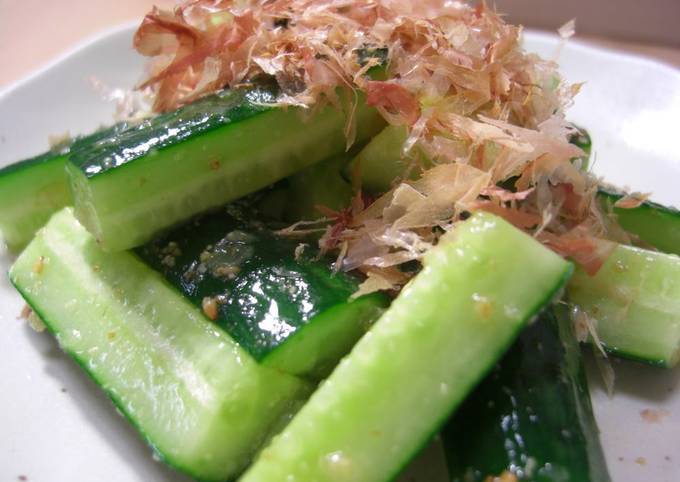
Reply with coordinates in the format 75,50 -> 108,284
0,24 -> 679,482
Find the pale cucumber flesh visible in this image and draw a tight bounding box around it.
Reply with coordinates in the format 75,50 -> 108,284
0,152 -> 69,251
348,124 -> 412,193
69,91 -> 384,251
10,209 -> 313,481
0,122 -> 129,250
240,213 -> 572,482
568,244 -> 680,367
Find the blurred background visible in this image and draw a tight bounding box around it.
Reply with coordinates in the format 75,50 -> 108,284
498,0 -> 680,46
1,0 -> 679,89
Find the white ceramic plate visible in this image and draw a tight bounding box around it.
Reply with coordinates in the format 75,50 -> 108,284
0,24 -> 679,482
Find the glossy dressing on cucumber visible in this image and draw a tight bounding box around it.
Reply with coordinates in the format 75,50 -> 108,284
70,89 -> 273,177
137,208 -> 387,378
443,308 -> 610,482
67,87 -> 384,251
10,209 -> 313,481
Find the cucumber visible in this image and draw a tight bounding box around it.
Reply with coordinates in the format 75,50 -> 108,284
348,124 -> 414,193
9,208 -> 313,481
284,152 -> 354,221
569,126 -> 592,170
67,87 -> 385,251
349,123 -> 591,196
0,123 -> 127,251
598,190 -> 680,256
137,207 -> 388,379
0,149 -> 70,251
239,212 -> 572,482
257,151 -> 356,222
442,307 -> 610,482
568,244 -> 680,367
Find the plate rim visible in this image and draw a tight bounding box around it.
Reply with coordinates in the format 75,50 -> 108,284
0,20 -> 140,99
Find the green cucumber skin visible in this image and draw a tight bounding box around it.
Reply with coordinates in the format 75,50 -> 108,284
442,307 -> 610,482
240,213 -> 572,482
569,126 -> 592,170
0,148 -> 68,177
136,208 -> 388,378
68,87 -> 385,251
0,151 -> 69,251
568,244 -> 680,368
0,121 -> 128,177
10,209 -> 313,482
598,190 -> 680,257
597,347 -> 667,369
69,90 -> 267,177
260,294 -> 388,380
0,123 -> 128,251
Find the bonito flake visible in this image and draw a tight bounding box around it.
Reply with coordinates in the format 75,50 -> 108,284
133,0 -> 634,295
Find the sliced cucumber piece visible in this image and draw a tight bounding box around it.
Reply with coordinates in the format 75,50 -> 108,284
598,190 -> 680,256
68,87 -> 384,251
284,152 -> 354,221
9,208 -> 313,481
348,125 -> 408,193
240,212 -> 572,482
443,307 -> 610,482
137,208 -> 388,379
349,123 -> 591,196
0,124 -> 126,251
568,244 -> 680,367
347,124 -> 428,194
0,150 -> 69,251
257,152 -> 356,222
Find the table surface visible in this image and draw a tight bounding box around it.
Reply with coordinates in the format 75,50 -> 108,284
0,0 -> 678,90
